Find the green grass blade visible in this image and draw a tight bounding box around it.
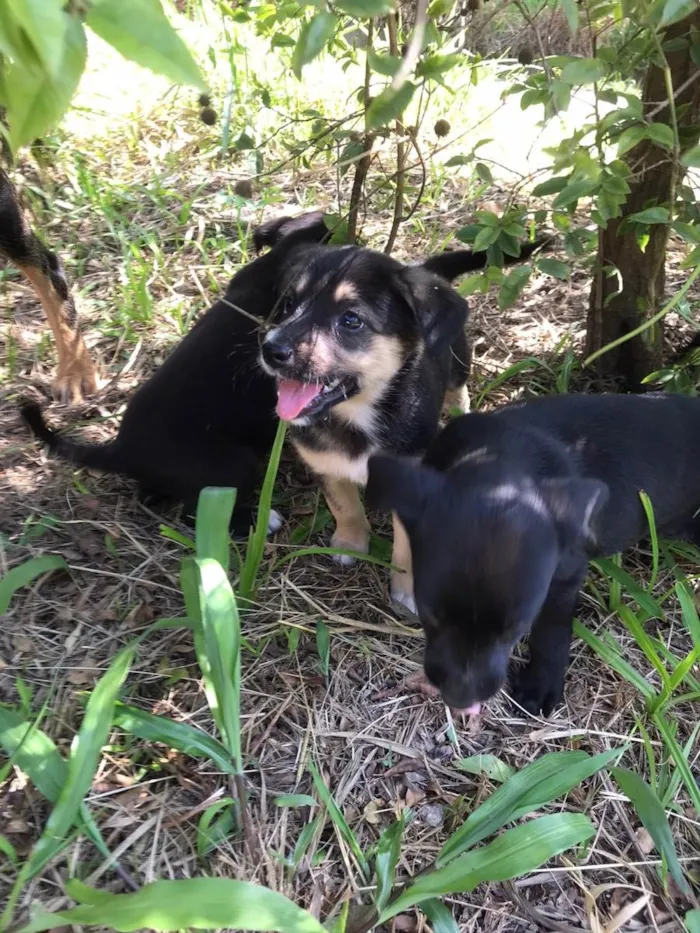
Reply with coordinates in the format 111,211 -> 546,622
316,619 -> 331,678
195,487 -> 236,572
0,833 -> 18,865
16,877 -> 327,933
26,645 -> 135,876
653,712 -> 700,814
661,722 -> 700,809
273,795 -> 318,808
674,579 -> 700,647
382,814 -> 594,921
374,814 -> 406,913
196,798 -> 237,859
638,490 -> 659,591
239,419 -> 287,602
180,557 -> 222,735
0,555 -> 68,615
438,748 -> 623,865
0,709 -> 111,860
419,899 -> 459,933
192,557 -> 241,770
592,558 -> 663,621
611,766 -> 689,895
573,620 -> 657,699
617,605 -> 670,695
113,703 -> 234,774
685,908 -> 700,933
308,761 -> 370,880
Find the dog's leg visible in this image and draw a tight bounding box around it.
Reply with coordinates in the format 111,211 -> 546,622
0,169 -> 97,402
390,513 -> 417,616
444,383 -> 470,415
509,572 -> 585,717
445,329 -> 471,414
324,476 -> 370,566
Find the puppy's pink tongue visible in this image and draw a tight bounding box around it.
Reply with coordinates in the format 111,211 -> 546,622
276,380 -> 323,421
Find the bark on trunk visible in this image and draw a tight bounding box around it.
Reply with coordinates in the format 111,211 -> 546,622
586,10 -> 700,390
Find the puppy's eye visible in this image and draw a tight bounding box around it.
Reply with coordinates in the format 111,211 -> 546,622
339,310 -> 363,330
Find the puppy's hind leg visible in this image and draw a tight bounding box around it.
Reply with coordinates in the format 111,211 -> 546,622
390,513 -> 417,617
0,168 -> 97,403
324,476 -> 370,566
445,329 -> 471,415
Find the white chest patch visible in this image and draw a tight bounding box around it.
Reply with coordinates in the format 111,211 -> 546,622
295,443 -> 373,486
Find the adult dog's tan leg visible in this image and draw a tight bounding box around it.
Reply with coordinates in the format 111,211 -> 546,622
391,513 -> 417,616
324,476 -> 370,567
0,168 -> 97,403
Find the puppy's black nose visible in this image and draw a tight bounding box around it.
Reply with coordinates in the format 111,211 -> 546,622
262,336 -> 294,368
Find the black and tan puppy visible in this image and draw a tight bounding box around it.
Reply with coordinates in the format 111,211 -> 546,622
257,221 -> 543,612
20,214 -> 335,534
367,392 -> 700,716
1,167 -> 97,402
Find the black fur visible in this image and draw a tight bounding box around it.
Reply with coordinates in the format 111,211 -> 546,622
367,392 -> 700,715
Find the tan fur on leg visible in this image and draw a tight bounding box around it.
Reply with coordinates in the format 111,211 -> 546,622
391,513 -> 416,616
324,476 -> 370,566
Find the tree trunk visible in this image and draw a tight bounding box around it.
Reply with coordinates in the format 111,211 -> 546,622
586,9 -> 700,390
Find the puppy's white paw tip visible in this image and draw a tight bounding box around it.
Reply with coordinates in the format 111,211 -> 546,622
267,509 -> 283,535
392,589 -> 418,618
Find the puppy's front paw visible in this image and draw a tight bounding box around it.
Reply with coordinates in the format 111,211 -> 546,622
509,663 -> 564,718
391,585 -> 417,618
330,530 -> 369,567
267,509 -> 283,535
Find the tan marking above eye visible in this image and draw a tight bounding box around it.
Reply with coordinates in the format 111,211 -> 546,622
334,280 -> 359,303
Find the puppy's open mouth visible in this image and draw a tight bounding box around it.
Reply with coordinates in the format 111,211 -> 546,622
276,377 -> 359,421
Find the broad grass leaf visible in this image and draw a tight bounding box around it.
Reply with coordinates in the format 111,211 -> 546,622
292,11 -> 337,79
86,0 -> 203,89
382,814 -> 594,921
239,420 -> 287,601
455,754 -> 514,783
674,579 -> 700,646
17,877 -> 327,933
0,709 -> 110,859
574,621 -> 657,699
439,748 -> 622,864
653,713 -> 700,814
113,703 -> 234,774
27,645 -> 135,875
193,558 -> 241,768
374,814 -> 406,912
4,13 -> 86,152
308,761 -> 370,879
195,487 -> 235,572
420,898 -> 459,933
611,767 -> 689,895
0,555 -> 68,617
366,82 -> 416,130
196,798 -> 237,858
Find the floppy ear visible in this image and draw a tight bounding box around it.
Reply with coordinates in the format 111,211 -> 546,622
539,477 -> 609,548
392,267 -> 468,354
366,454 -> 445,523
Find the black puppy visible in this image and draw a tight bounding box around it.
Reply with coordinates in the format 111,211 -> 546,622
367,392 -> 700,715
20,214 -> 334,535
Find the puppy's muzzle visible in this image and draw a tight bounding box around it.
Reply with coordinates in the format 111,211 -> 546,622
261,334 -> 294,370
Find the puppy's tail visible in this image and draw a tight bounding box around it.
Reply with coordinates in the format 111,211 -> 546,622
20,402 -> 126,473
423,236 -> 552,282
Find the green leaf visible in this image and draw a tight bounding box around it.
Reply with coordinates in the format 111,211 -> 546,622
366,81 -> 416,130
292,11 -> 336,79
660,0 -> 697,27
28,645 -> 135,876
475,162 -> 493,184
439,748 -> 622,864
681,145 -> 700,168
560,57 -> 606,85
113,703 -> 234,774
381,814 -> 594,921
7,0 -> 66,75
333,0 -> 395,15
445,155 -> 473,167
420,900 -> 458,932
86,0 -> 203,89
473,225 -> 501,252
552,179 -> 596,208
308,761 -> 370,879
271,33 -> 296,48
611,767 -> 689,895
339,139 -> 365,175
0,555 -> 68,615
646,122 -> 675,150
195,487 -> 235,571
368,50 -> 402,77
455,754 -> 515,783
538,258 -> 571,279
616,125 -> 646,156
592,557 -> 663,619
4,13 -> 85,153
374,815 -> 405,913
315,619 -> 331,677
273,794 -> 318,808
416,53 -> 462,80
532,175 -> 570,197
574,621 -> 657,699
686,909 -> 700,933
672,221 -> 700,244
196,799 -> 236,858
0,833 -> 18,865
560,0 -> 579,33
17,878 -> 327,933
498,265 -> 531,309
626,207 -> 670,225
